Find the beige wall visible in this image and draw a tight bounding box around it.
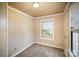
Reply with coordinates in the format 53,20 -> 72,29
64,2 -> 79,57
8,5 -> 65,56
35,14 -> 65,49
63,3 -> 72,56
8,6 -> 35,56
64,9 -> 70,56
0,3 -> 7,57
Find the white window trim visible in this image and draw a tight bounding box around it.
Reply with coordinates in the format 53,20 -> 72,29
40,18 -> 54,40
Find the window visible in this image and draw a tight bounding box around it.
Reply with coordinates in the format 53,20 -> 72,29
40,19 -> 54,40
71,31 -> 78,56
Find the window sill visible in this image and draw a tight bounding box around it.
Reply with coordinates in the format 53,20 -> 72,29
40,38 -> 54,41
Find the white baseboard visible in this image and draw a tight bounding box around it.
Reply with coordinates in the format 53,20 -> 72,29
64,49 -> 68,57
11,43 -> 34,57
69,50 -> 75,57
64,49 -> 75,57
11,42 -> 64,57
35,42 -> 64,50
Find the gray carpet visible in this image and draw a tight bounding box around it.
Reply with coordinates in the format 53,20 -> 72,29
16,43 -> 65,57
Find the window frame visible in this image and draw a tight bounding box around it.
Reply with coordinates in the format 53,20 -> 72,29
40,18 -> 54,40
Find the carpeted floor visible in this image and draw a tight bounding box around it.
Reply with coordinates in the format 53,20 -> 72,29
16,43 -> 65,57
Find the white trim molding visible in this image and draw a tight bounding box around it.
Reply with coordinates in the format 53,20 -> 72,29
35,13 -> 64,19
8,6 -> 33,18
64,2 -> 71,13
11,43 -> 34,57
35,42 -> 64,50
